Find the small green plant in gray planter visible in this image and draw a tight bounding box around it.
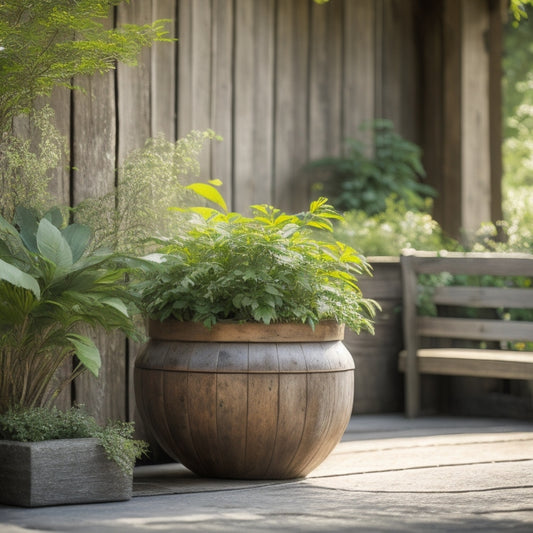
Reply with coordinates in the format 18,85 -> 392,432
133,182 -> 378,480
0,406 -> 148,507
0,207 -> 147,506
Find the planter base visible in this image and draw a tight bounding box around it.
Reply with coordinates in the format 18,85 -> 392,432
0,438 -> 132,507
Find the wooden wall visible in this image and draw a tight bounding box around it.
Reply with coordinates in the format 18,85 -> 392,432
29,0 -> 504,424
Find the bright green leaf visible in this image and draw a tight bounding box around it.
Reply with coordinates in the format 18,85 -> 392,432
61,223 -> 91,263
186,183 -> 228,212
67,334 -> 101,377
36,218 -> 73,269
0,258 -> 41,299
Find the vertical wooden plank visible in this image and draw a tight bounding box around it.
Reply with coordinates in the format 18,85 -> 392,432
381,0 -> 402,128
488,0 -> 504,224
273,0 -> 310,212
47,87 -> 72,411
234,0 -> 275,211
71,66 -> 123,423
461,0 -> 491,237
374,0 -> 384,120
442,0 -> 463,238
211,0 -> 234,203
308,0 -> 343,160
152,0 -> 176,139
419,0 -> 444,216
401,254 -> 421,417
116,0 -> 154,427
47,88 -> 71,208
381,0 -> 420,142
343,0 -> 376,143
117,0 -> 153,160
177,0 -> 213,182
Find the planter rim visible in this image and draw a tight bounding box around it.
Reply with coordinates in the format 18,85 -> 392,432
148,319 -> 345,343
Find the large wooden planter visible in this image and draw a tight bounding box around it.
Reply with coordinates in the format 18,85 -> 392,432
134,320 -> 354,480
0,438 -> 132,507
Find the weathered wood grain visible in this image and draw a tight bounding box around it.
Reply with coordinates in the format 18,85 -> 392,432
177,0 -> 212,181
461,0 -> 491,237
234,0 -> 275,211
152,0 -> 176,139
273,0 -> 310,212
70,5 -> 125,423
135,323 -> 355,479
308,0 -> 343,161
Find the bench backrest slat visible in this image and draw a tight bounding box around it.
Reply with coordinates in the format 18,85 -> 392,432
418,316 -> 533,342
433,286 -> 533,309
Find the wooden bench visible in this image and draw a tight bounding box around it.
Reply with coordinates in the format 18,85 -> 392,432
398,251 -> 533,417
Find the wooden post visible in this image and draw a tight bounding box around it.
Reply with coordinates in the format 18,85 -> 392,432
420,0 -> 504,241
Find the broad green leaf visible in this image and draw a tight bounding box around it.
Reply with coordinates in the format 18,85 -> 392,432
306,220 -> 333,232
0,258 -> 41,298
62,223 -> 91,263
36,218 -> 73,270
209,179 -> 223,186
0,215 -> 27,259
186,183 -> 228,212
43,206 -> 65,229
66,334 -> 101,377
14,206 -> 39,253
101,297 -> 130,317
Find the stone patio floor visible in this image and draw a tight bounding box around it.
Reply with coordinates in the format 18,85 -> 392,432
1,414 -> 532,532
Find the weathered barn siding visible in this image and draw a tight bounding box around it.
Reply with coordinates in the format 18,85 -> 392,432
31,0 -> 504,425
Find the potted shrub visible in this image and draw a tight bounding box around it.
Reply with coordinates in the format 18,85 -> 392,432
0,406 -> 147,507
133,182 -> 378,480
0,207 -> 148,505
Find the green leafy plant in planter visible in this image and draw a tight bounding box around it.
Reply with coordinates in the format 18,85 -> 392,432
133,182 -> 379,480
0,406 -> 147,475
308,119 -> 435,215
135,181 -> 378,332
0,206 -> 143,413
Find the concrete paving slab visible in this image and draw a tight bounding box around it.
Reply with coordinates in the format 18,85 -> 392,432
0,415 -> 532,532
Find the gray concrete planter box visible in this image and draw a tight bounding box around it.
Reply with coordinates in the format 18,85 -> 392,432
0,438 -> 132,507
